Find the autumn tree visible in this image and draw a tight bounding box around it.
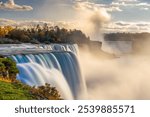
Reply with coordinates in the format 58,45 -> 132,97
1,24 -> 90,44
0,26 -> 13,38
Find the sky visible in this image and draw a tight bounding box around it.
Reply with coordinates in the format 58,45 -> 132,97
0,0 -> 150,33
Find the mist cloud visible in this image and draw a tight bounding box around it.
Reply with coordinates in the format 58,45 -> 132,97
74,1 -> 111,40
0,0 -> 33,11
79,46 -> 150,99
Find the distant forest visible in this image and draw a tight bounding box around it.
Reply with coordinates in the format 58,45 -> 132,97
0,24 -> 90,44
104,32 -> 150,41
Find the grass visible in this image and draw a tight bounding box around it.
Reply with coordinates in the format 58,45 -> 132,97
0,81 -> 34,100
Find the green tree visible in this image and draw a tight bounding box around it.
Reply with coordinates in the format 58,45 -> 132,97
1,58 -> 19,81
0,62 -> 6,78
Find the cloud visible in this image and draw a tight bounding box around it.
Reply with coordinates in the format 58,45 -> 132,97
136,2 -> 150,7
111,0 -> 150,11
0,18 -> 17,26
74,0 -> 150,13
81,0 -> 145,12
140,7 -> 149,10
0,0 -> 33,11
74,1 -> 122,12
104,21 -> 150,33
0,18 -> 77,30
117,0 -> 138,2
106,6 -> 123,12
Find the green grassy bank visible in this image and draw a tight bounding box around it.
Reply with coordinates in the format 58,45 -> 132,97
0,81 -> 34,100
0,81 -> 62,100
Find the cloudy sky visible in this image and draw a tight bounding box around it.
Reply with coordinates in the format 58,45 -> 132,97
0,0 -> 150,33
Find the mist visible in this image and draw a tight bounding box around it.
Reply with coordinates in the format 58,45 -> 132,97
74,2 -> 111,41
79,39 -> 150,100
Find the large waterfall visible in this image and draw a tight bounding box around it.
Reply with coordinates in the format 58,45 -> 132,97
6,44 -> 86,100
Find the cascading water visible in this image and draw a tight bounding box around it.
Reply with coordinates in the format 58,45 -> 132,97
7,44 -> 86,100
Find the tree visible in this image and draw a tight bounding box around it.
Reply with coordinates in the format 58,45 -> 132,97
3,25 -> 90,44
0,58 -> 19,81
0,26 -> 13,38
0,62 -> 6,78
30,83 -> 62,100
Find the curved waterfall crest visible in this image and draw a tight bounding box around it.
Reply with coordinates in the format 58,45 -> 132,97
7,44 -> 86,99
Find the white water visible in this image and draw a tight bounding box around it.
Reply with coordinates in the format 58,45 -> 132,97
17,63 -> 73,99
8,44 -> 86,100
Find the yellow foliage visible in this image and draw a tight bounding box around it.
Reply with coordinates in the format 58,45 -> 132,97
0,26 -> 14,37
0,77 -> 12,83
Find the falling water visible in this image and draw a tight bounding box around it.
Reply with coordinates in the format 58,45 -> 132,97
8,44 -> 86,99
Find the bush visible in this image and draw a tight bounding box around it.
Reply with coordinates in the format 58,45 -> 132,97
11,81 -> 63,100
30,83 -> 62,100
0,57 -> 19,81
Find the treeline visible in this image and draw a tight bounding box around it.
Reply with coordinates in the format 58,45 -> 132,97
0,24 -> 90,44
104,32 -> 150,41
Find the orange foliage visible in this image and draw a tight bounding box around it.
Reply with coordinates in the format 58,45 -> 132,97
0,26 -> 13,38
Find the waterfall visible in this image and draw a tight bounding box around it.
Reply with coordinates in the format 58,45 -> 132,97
8,44 -> 86,100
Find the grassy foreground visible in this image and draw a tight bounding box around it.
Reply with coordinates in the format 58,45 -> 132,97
0,80 -> 62,100
0,81 -> 34,100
